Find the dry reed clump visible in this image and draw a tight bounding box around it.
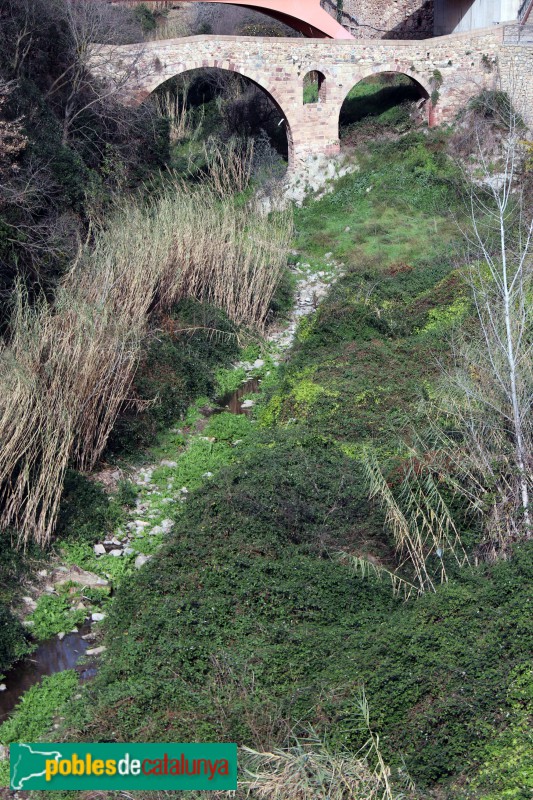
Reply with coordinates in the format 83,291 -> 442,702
241,692 -> 407,800
361,447 -> 469,594
82,694 -> 407,800
0,183 -> 292,546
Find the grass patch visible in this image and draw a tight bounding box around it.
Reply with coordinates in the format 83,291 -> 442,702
0,669 -> 78,749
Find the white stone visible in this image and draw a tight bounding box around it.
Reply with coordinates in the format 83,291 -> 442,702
86,646 -> 106,656
57,632 -> 65,640
160,460 -> 177,467
93,544 -> 106,555
135,554 -> 152,569
109,549 -> 122,557
0,684 -> 6,692
253,359 -> 265,369
91,612 -> 106,622
149,525 -> 164,536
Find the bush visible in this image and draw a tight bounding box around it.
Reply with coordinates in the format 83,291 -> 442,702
0,604 -> 30,676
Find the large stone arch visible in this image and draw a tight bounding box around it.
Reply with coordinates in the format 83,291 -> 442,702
147,63 -> 295,163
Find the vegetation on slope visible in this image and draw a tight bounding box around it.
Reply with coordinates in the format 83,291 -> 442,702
40,131 -> 532,799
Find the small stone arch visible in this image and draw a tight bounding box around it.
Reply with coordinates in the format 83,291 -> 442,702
303,70 -> 327,104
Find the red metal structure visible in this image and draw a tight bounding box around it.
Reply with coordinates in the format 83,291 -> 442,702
140,0 -> 354,39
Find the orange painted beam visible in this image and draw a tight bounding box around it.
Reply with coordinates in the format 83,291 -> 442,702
139,0 -> 354,39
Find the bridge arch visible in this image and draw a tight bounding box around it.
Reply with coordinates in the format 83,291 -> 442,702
338,70 -> 432,140
133,0 -> 353,39
135,58 -> 296,167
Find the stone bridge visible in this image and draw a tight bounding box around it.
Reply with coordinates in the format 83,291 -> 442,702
89,25 -> 533,171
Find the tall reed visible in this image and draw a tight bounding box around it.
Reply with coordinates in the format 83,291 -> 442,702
0,182 -> 292,546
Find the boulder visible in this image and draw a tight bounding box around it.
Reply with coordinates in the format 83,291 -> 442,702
134,554 -> 152,570
53,566 -> 109,588
86,646 -> 106,656
93,544 -> 106,556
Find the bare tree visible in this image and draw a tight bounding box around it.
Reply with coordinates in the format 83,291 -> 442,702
426,97 -> 532,555
43,0 -> 145,143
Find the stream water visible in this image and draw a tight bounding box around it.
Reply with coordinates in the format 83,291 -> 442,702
0,380 -> 262,725
0,626 -> 96,723
216,378 -> 259,415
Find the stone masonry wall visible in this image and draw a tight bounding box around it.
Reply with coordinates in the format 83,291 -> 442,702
322,0 -> 435,39
90,26 -> 533,172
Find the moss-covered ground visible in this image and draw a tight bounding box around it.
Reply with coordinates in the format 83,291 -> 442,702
8,130 -> 526,800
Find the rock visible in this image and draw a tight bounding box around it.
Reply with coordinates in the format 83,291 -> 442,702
135,554 -> 152,570
57,632 -> 65,640
81,632 -> 97,641
44,584 -> 56,594
253,359 -> 265,369
22,596 -> 37,610
202,472 -> 214,479
241,399 -> 255,409
324,252 -> 333,259
38,569 -> 48,578
123,546 -> 135,555
161,519 -> 174,532
54,566 -> 109,589
109,549 -> 122,557
149,525 -> 163,536
22,620 -> 34,627
160,459 -> 177,468
86,646 -> 106,656
75,602 -> 86,611
345,226 -> 351,232
180,487 -> 189,494
134,520 -> 150,528
91,612 -> 106,622
93,544 -> 106,555
0,684 -> 6,692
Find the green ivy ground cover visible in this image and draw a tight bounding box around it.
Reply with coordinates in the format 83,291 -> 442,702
25,132 -> 533,800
